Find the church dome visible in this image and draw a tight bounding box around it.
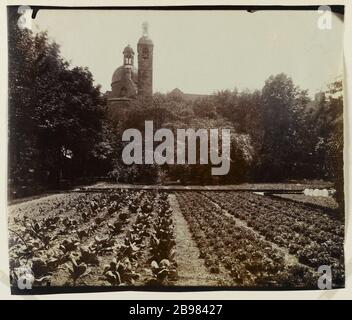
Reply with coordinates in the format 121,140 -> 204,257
111,65 -> 138,84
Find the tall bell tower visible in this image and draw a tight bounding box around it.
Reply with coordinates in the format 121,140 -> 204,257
137,22 -> 153,97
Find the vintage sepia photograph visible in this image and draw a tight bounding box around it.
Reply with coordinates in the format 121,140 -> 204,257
7,5 -> 345,294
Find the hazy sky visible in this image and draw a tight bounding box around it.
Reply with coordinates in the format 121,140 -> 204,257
32,9 -> 344,96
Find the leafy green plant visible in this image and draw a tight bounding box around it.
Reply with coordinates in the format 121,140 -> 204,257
91,235 -> 115,254
79,246 -> 99,265
103,257 -> 139,285
59,239 -> 79,254
149,259 -> 177,285
66,257 -> 90,285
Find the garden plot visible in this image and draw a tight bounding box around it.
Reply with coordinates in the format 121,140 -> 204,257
8,188 -> 344,290
200,191 -> 344,287
9,190 -> 177,288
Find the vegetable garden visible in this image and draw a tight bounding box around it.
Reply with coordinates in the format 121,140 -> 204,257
8,188 -> 344,290
9,190 -> 177,288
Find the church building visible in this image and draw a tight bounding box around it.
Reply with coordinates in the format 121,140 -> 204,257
106,22 -> 209,117
107,22 -> 153,105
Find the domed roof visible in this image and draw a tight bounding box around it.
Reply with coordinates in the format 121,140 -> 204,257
123,44 -> 134,55
111,65 -> 138,84
138,36 -> 153,46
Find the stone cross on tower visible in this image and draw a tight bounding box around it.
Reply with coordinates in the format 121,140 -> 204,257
142,21 -> 149,37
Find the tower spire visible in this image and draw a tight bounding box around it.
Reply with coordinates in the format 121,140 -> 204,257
142,21 -> 149,37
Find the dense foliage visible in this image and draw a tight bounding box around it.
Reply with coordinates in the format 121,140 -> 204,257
109,77 -> 343,196
8,12 -> 117,197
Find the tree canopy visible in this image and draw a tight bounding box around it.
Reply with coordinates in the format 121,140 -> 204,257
8,12 -> 117,197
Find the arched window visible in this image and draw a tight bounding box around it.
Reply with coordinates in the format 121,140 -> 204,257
124,57 -> 133,65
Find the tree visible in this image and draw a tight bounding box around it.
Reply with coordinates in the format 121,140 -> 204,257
310,80 -> 344,209
259,73 -> 311,180
8,9 -> 108,196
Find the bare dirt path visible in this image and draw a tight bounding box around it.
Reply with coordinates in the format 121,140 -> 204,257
168,194 -> 228,286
